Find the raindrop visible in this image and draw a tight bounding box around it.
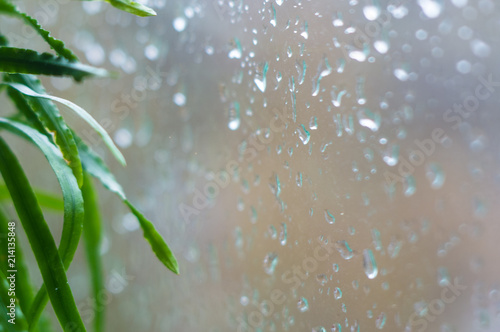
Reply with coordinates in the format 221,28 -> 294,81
437,267 -> 450,286
363,1 -> 381,21
334,287 -> 342,300
335,240 -> 354,260
388,238 -> 402,258
114,128 -> 133,149
172,17 -> 187,32
371,228 -> 382,251
316,274 -> 328,286
228,102 -> 240,130
375,312 -> 386,329
403,175 -> 416,197
363,249 -> 378,279
426,162 -> 445,189
374,40 -> 389,54
324,210 -> 335,224
471,39 -> 491,58
418,0 -> 443,19
173,92 -> 186,106
357,109 -> 381,132
309,116 -> 318,130
297,297 -> 309,312
456,60 -> 471,74
228,38 -> 242,59
296,124 -> 311,145
254,62 -> 269,92
263,253 -> 278,275
279,223 -> 287,246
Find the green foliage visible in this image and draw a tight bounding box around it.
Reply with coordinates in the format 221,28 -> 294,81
0,137 -> 86,331
0,47 -> 109,81
102,0 -> 157,17
0,1 -> 177,331
0,0 -> 78,61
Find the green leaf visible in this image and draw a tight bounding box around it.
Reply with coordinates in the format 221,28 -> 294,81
0,185 -> 64,211
0,206 -> 35,316
4,76 -> 47,135
4,74 -> 83,187
82,172 -> 105,332
95,0 -> 156,17
76,135 -> 179,274
0,136 -> 86,332
0,0 -> 78,61
1,82 -> 126,166
0,119 -> 84,329
0,270 -> 29,331
0,47 -> 109,82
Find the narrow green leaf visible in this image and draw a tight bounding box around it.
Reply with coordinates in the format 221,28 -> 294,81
76,136 -> 179,274
0,205 -> 35,316
0,185 -> 64,211
4,77 -> 47,135
0,0 -> 78,61
82,172 -> 105,332
2,82 -> 126,166
0,270 -> 29,331
0,136 -> 86,332
0,119 -> 84,328
4,74 -> 83,187
89,0 -> 157,17
125,202 -> 179,274
0,47 -> 109,82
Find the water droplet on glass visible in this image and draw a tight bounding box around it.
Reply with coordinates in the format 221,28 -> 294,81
358,109 -> 381,132
388,238 -> 402,258
371,228 -> 382,251
426,162 -> 445,189
335,240 -> 354,260
114,128 -> 133,149
363,249 -> 378,279
403,175 -> 416,197
374,40 -> 389,54
172,17 -> 187,32
309,116 -> 318,130
470,39 -> 491,58
297,297 -> 309,312
363,2 -> 381,21
375,312 -> 386,329
437,267 -> 450,286
228,102 -> 240,130
383,144 -> 399,166
334,287 -> 342,300
296,124 -> 310,145
418,0 -> 443,19
324,210 -> 335,224
316,274 -> 328,286
228,38 -> 242,59
279,223 -> 287,246
173,92 -> 186,106
263,252 -> 278,275
254,62 -> 269,92
394,67 -> 409,82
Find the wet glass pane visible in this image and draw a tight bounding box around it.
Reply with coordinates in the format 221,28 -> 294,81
1,0 -> 500,331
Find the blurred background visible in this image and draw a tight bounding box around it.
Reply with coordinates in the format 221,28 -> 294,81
2,0 -> 500,331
